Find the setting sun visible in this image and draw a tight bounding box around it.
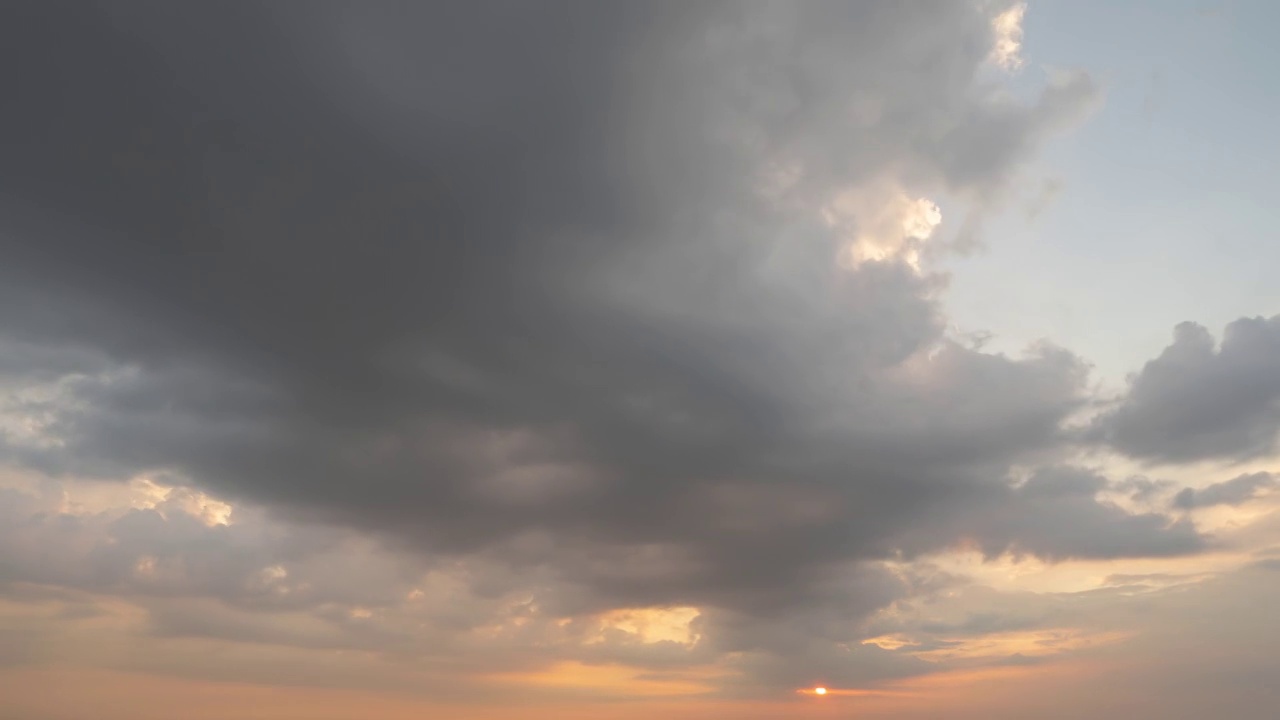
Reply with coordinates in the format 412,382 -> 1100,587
814,687 -> 828,696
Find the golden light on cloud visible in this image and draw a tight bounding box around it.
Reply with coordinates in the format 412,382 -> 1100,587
990,2 -> 1027,71
922,547 -> 1251,596
0,471 -> 235,526
490,661 -> 719,698
130,476 -> 234,526
595,606 -> 701,645
862,634 -> 917,651
823,187 -> 943,270
912,628 -> 1133,664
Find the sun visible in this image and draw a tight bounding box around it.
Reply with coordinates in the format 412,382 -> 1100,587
814,687 -> 828,696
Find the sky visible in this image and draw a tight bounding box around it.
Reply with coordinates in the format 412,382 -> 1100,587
1,2 -> 1278,718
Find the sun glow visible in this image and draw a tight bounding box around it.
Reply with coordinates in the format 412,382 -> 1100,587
797,686 -> 905,699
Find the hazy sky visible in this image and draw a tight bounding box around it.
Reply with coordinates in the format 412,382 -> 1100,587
1,2 -> 1278,718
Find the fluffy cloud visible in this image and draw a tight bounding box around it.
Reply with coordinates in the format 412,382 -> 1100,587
1090,317 -> 1280,463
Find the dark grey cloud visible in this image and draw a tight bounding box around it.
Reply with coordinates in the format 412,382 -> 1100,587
1115,475 -> 1178,504
988,468 -> 1203,561
1090,317 -> 1280,463
905,466 -> 1205,562
0,0 -> 1187,692
1173,472 -> 1276,510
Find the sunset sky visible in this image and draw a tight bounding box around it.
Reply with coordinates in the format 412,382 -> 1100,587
2,1 -> 1279,718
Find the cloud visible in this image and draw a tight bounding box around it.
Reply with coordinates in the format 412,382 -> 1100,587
0,0 -> 1172,696
1089,317 -> 1280,463
1115,475 -> 1178,504
989,2 -> 1028,71
849,559 -> 1280,719
912,466 -> 1205,562
1173,472 -> 1277,510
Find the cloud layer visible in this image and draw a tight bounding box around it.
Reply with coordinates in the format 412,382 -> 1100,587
0,0 -> 1270,705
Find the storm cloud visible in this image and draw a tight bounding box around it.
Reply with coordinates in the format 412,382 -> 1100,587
0,0 -> 1234,696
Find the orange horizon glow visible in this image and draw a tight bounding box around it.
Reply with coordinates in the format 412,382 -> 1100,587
796,686 -> 911,698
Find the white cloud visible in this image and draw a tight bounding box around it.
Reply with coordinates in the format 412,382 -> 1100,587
823,186 -> 944,270
990,2 -> 1028,71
